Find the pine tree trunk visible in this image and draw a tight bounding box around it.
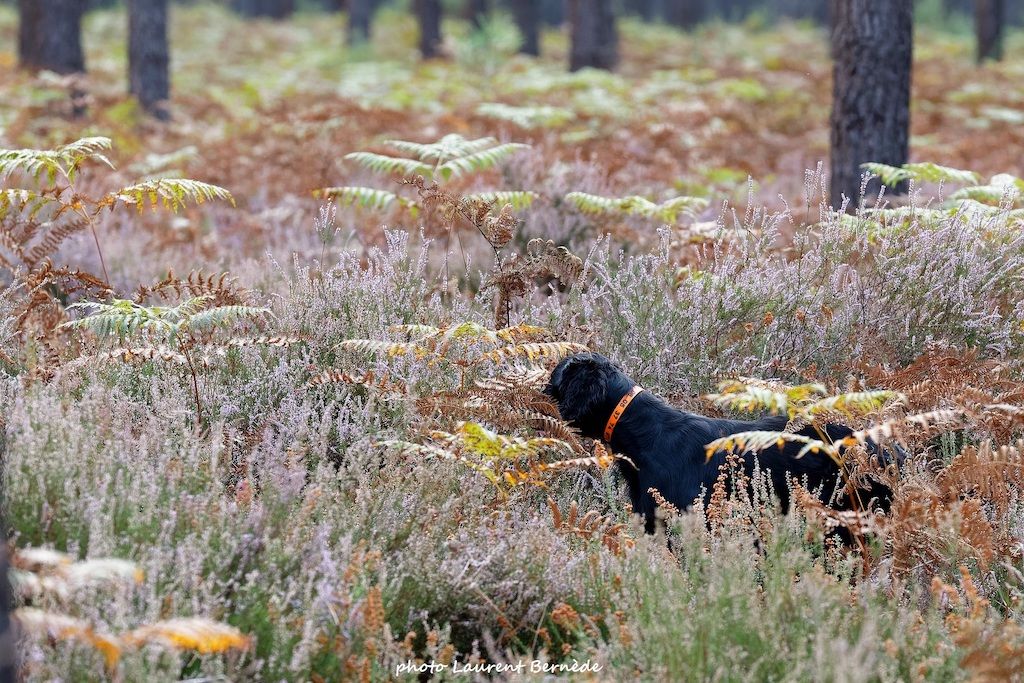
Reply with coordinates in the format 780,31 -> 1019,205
20,0 -> 85,73
415,0 -> 443,58
347,0 -> 374,44
830,0 -> 912,210
17,0 -> 42,67
129,0 -> 170,120
635,0 -> 659,21
975,0 -> 1005,62
568,0 -> 618,71
666,0 -> 705,28
513,0 -> 541,55
541,0 -> 565,26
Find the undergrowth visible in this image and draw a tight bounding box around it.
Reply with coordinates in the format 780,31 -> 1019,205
2,8 -> 1024,681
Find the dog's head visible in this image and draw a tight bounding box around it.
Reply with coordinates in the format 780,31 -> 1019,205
544,352 -> 634,439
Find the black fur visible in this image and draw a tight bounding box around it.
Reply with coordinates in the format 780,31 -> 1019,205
545,352 -> 896,533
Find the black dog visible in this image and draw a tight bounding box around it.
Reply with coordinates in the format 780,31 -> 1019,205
544,352 -> 895,533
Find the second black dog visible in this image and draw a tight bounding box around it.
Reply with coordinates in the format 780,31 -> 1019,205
544,352 -> 895,533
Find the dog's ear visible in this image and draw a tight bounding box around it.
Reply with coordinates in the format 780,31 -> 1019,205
549,354 -> 610,427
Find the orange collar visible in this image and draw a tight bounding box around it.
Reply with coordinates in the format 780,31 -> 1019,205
603,386 -> 644,442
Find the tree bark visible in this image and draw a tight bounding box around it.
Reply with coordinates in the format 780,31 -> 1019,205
19,0 -> 85,73
129,0 -> 170,120
634,0 -> 659,21
975,0 -> 1005,62
415,0 -> 443,58
541,0 -> 565,26
665,0 -> 706,28
513,0 -> 541,55
17,0 -> 41,67
568,0 -> 618,71
347,0 -> 374,44
830,0 -> 912,211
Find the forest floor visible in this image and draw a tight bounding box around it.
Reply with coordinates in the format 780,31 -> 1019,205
2,6 -> 1024,681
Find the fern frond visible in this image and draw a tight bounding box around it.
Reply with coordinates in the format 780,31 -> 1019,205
219,335 -> 305,349
14,608 -> 121,668
804,390 -> 905,417
902,162 -> 981,185
57,137 -> 116,171
863,161 -> 981,187
343,152 -> 432,178
704,430 -> 836,463
387,134 -> 497,163
181,304 -> 269,332
707,384 -> 790,416
0,189 -> 61,220
312,186 -> 405,211
495,324 -> 551,343
436,143 -> 530,181
473,365 -> 550,390
337,338 -> 421,357
377,439 -> 459,461
841,409 -> 965,447
62,299 -> 173,339
122,618 -> 250,654
860,163 -> 912,187
97,179 -> 235,213
485,342 -> 588,363
447,422 -> 573,460
537,452 -> 620,472
0,137 -> 114,185
564,191 -> 707,223
378,438 -> 501,486
463,190 -> 538,211
440,321 -> 500,344
654,196 -> 711,222
950,184 -> 1021,206
22,218 -> 90,267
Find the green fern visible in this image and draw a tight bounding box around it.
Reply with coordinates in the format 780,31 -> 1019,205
704,430 -> 836,463
804,390 -> 904,417
312,187 -> 413,212
98,179 -> 235,213
343,135 -> 529,182
436,143 -> 530,181
565,191 -> 708,223
707,379 -> 904,422
62,296 -> 268,344
342,152 -> 433,178
862,162 -> 981,187
0,137 -> 114,185
0,189 -> 61,220
950,175 -> 1023,207
386,134 -> 501,164
463,191 -> 538,211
